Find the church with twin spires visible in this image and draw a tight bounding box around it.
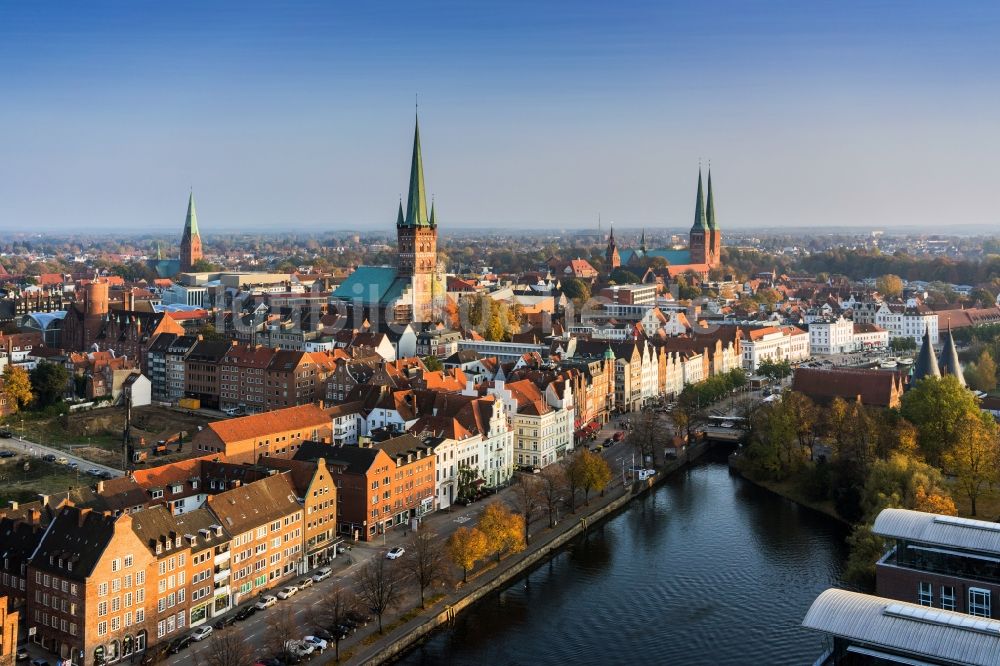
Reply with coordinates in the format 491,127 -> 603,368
332,115 -> 442,324
606,168 -> 722,276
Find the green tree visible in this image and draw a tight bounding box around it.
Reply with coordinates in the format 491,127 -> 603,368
609,268 -> 640,285
756,358 -> 792,380
29,361 -> 69,408
422,356 -> 443,372
197,323 -> 226,341
901,375 -> 982,466
965,349 -> 998,392
561,277 -> 590,302
2,365 -> 33,413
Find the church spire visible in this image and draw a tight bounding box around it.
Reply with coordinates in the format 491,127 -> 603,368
692,169 -> 708,231
396,198 -> 405,227
640,228 -> 647,252
404,114 -> 430,227
184,191 -> 199,239
706,169 -> 717,231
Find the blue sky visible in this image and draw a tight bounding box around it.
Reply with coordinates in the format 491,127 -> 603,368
1,0 -> 999,233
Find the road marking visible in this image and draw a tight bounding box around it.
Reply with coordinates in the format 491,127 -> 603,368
453,516 -> 470,523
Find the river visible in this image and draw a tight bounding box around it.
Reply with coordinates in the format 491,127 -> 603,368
396,450 -> 850,665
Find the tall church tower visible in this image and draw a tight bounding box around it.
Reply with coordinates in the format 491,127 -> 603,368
689,170 -> 709,265
396,115 -> 438,322
180,192 -> 203,272
606,224 -> 621,270
706,170 -> 721,267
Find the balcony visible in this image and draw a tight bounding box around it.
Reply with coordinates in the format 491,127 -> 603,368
214,549 -> 230,565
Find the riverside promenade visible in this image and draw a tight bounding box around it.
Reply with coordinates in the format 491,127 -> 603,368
342,438 -> 711,666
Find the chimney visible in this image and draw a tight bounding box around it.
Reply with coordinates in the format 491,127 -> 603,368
8,500 -> 18,511
38,493 -> 50,507
77,507 -> 93,527
97,480 -> 104,493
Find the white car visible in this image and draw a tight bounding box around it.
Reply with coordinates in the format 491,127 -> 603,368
276,585 -> 299,600
190,625 -> 213,641
303,636 -> 328,652
284,640 -> 315,657
386,546 -> 405,560
297,577 -> 314,589
312,567 -> 333,582
254,595 -> 277,610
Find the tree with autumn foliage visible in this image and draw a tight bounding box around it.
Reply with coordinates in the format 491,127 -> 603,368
477,501 -> 526,562
1,365 -> 32,414
943,410 -> 1000,516
568,449 -> 612,505
446,526 -> 488,583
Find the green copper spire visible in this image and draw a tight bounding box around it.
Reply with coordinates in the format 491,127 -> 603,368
404,115 -> 430,227
692,170 -> 707,231
184,191 -> 200,238
706,170 -> 717,231
396,199 -> 405,227
429,199 -> 436,227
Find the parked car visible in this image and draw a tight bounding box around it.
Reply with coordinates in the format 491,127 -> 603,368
612,431 -> 625,441
98,470 -> 114,479
312,628 -> 335,642
42,454 -> 56,462
15,646 -> 29,662
30,659 -> 50,666
312,567 -> 333,582
234,605 -> 257,621
87,468 -> 101,476
284,640 -> 315,658
68,461 -> 79,469
276,585 -> 299,600
346,610 -> 371,626
255,595 -> 277,610
0,429 -> 13,438
55,457 -> 68,465
254,659 -> 287,666
303,636 -> 328,652
0,450 -> 15,458
213,614 -> 237,629
297,577 -> 313,589
386,546 -> 405,560
167,635 -> 193,654
190,625 -> 214,641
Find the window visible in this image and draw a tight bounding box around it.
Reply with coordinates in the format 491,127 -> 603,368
124,554 -> 133,568
136,571 -> 145,585
969,588 -> 991,618
112,558 -> 121,572
98,621 -> 108,637
918,581 -> 933,607
98,601 -> 108,617
941,586 -> 956,611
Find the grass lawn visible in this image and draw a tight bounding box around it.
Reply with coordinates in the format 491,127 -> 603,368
949,484 -> 1000,521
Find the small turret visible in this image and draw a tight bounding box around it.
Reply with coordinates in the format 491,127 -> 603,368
912,326 -> 940,383
938,325 -> 965,387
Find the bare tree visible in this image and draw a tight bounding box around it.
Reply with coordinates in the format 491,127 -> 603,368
406,530 -> 447,608
263,605 -> 298,660
198,626 -> 256,666
309,585 -> 357,662
357,556 -> 402,634
538,464 -> 568,528
628,409 -> 659,467
511,472 -> 544,544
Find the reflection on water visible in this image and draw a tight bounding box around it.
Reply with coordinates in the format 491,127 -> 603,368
397,450 -> 849,666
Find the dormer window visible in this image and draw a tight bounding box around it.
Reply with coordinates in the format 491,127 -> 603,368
150,489 -> 163,500
155,544 -> 162,555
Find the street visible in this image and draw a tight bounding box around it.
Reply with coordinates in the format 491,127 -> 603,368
1,435 -> 124,477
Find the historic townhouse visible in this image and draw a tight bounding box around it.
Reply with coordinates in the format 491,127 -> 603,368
294,436 -> 436,541
27,507 -> 155,666
206,474 -> 304,609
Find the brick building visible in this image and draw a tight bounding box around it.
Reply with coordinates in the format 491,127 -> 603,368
183,339 -> 235,409
294,436 -> 435,541
190,403 -> 332,463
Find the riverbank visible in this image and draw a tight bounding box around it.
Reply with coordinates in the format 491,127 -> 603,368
728,453 -> 850,526
348,440 -> 713,665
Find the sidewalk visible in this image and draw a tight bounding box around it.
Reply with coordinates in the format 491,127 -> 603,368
343,471 -> 637,665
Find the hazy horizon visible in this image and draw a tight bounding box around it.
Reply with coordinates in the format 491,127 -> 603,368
2,1 -> 999,233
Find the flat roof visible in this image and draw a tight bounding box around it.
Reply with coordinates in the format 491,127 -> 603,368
803,588 -> 1000,666
873,508 -> 1000,557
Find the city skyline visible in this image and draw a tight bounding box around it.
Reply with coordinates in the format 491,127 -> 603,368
2,1 -> 999,233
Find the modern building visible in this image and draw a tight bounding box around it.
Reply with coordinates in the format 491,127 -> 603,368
873,508 -> 1000,619
802,588 -> 1000,666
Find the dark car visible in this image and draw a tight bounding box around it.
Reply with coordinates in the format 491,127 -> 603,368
30,660 -> 51,666
0,429 -> 13,438
15,646 -> 29,662
346,610 -> 371,626
98,470 -> 114,479
234,605 -> 257,621
42,454 -> 56,462
167,635 -> 193,654
213,614 -> 236,629
0,450 -> 15,458
312,628 -> 335,642
255,659 -> 287,666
